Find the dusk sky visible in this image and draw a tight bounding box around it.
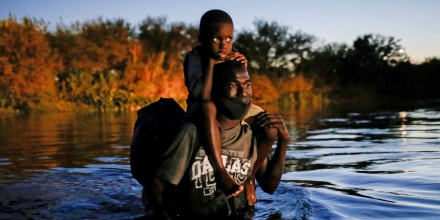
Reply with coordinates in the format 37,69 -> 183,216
2,0 -> 439,63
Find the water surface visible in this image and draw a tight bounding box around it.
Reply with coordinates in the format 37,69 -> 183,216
1,101 -> 439,219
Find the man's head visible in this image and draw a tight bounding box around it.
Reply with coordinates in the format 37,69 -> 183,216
212,60 -> 252,120
198,9 -> 234,59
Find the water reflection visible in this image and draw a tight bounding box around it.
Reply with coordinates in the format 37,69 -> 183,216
0,112 -> 137,182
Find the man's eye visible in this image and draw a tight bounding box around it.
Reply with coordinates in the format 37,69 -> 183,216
226,37 -> 233,42
212,37 -> 220,43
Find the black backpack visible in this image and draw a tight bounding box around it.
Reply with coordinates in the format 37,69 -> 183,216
130,97 -> 187,186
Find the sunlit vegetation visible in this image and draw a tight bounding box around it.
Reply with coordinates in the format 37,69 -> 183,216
0,16 -> 439,113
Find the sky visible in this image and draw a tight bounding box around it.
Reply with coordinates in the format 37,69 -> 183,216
1,0 -> 439,63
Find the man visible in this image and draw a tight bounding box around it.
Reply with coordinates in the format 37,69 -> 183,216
144,60 -> 290,219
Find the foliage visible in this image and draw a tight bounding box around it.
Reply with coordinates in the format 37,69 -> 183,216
301,34 -> 417,101
341,34 -> 408,84
49,17 -> 135,71
0,17 -> 62,112
300,42 -> 349,89
250,74 -> 279,105
235,19 -> 315,78
0,15 -> 439,113
138,16 -> 198,68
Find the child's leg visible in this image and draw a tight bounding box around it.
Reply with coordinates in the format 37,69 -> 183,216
201,101 -> 243,196
244,177 -> 256,207
243,107 -> 279,206
243,128 -> 277,207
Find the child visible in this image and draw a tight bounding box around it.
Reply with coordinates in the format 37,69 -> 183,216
183,9 -> 276,206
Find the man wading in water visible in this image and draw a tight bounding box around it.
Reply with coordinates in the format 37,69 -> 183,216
144,60 -> 289,219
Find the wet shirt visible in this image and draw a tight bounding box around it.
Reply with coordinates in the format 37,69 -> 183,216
156,122 -> 257,217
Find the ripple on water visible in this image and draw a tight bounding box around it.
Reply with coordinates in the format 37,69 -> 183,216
0,166 -> 145,220
255,182 -> 313,220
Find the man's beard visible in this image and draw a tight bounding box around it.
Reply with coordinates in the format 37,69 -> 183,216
216,97 -> 251,120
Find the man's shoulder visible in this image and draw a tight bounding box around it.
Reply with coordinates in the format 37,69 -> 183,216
245,104 -> 265,118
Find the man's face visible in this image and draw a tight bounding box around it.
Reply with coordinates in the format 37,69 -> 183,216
223,69 -> 252,104
215,68 -> 252,120
207,22 -> 234,59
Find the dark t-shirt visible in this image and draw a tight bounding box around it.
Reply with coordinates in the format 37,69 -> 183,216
183,46 -> 204,114
156,122 -> 257,218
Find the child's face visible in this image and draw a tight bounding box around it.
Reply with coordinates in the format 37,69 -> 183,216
207,22 -> 234,59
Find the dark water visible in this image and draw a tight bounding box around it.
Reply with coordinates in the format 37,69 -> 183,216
1,101 -> 439,219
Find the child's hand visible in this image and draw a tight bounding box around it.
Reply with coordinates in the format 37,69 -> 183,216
226,52 -> 248,67
213,52 -> 248,67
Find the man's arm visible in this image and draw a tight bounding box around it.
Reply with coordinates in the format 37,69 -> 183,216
254,112 -> 290,193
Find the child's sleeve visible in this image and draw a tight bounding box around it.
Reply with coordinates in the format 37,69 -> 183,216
183,51 -> 204,101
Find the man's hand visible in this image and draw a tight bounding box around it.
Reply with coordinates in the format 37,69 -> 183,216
254,111 -> 289,142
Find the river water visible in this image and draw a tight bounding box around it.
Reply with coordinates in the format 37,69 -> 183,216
0,100 -> 439,219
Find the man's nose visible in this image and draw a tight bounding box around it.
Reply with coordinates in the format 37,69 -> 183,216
237,85 -> 248,97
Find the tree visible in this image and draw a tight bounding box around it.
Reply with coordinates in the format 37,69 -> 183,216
138,16 -> 198,66
235,19 -> 315,78
49,17 -> 135,71
342,34 -> 408,84
0,17 -> 62,111
48,18 -> 138,109
301,42 -> 349,89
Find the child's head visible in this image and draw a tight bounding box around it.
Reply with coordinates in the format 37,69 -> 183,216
198,9 -> 234,59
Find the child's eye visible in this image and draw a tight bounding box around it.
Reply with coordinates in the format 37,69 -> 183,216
211,37 -> 233,43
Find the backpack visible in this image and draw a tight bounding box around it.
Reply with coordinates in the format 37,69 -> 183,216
130,97 -> 187,186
